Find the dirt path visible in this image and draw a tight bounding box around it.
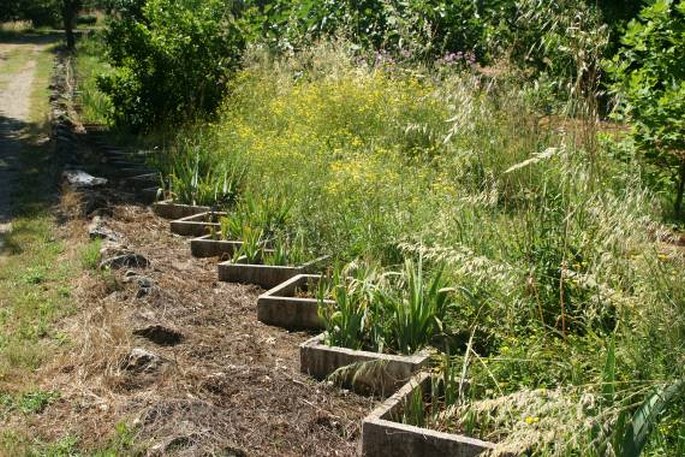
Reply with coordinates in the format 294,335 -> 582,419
0,43 -> 41,254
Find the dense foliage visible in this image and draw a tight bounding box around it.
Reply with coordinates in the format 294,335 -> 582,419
203,44 -> 682,454
0,0 -> 62,27
74,0 -> 685,454
97,0 -> 639,129
608,0 -> 685,215
98,0 -> 245,130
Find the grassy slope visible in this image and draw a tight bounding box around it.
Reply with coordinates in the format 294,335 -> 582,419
0,36 -> 101,454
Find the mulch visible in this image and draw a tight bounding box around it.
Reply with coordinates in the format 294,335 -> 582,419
39,202 -> 375,456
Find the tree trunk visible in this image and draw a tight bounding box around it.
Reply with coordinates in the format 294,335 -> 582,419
62,1 -> 76,50
675,158 -> 685,218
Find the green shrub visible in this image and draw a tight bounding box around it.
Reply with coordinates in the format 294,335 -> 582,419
98,0 -> 246,131
242,0 -> 493,62
607,0 -> 685,216
76,14 -> 97,25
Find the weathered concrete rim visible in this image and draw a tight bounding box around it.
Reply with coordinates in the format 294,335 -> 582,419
153,199 -> 211,220
361,372 -> 497,457
169,210 -> 225,236
258,273 -> 334,304
257,274 -> 331,330
301,333 -> 430,365
190,234 -> 243,258
220,255 -> 330,270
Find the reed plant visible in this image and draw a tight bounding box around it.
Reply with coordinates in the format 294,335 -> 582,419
376,258 -> 452,355
231,225 -> 264,264
318,258 -> 452,355
262,232 -> 309,266
219,194 -> 291,240
318,262 -> 383,351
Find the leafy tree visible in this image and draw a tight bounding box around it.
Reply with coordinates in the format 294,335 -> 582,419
98,0 -> 246,131
0,0 -> 62,27
241,0 -> 497,61
0,0 -> 83,50
608,0 -> 685,216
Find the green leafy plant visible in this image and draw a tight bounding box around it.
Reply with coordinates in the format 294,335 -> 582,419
262,232 -> 308,266
319,258 -> 451,355
158,130 -> 246,207
231,225 -> 264,264
219,194 -> 291,240
99,0 -> 246,130
607,0 -> 685,216
618,379 -> 685,457
318,262 -> 382,351
378,257 -> 452,355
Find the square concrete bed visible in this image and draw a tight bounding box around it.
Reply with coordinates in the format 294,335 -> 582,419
169,211 -> 225,237
257,274 -> 329,330
362,372 -> 497,457
300,333 -> 429,397
218,255 -> 329,289
190,234 -> 243,259
153,200 -> 211,220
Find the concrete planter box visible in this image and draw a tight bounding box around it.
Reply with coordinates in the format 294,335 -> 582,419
300,333 -> 429,397
190,234 -> 243,259
169,211 -> 224,237
362,372 -> 497,457
138,186 -> 160,204
257,274 -> 329,330
153,200 -> 211,220
218,255 -> 328,289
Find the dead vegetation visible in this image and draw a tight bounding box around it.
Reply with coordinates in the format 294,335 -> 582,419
31,193 -> 374,455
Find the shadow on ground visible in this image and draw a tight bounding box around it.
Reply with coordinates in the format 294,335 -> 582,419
0,113 -> 58,256
0,31 -> 65,46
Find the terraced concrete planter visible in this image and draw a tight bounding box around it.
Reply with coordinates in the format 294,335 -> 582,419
218,255 -> 328,289
257,274 -> 329,330
138,186 -> 160,204
190,234 -> 242,259
300,333 -> 429,397
153,200 -> 211,220
169,211 -> 224,237
362,372 -> 497,457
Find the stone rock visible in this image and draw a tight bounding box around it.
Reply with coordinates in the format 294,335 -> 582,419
99,240 -> 125,258
88,216 -> 121,242
135,276 -> 156,298
120,347 -> 164,373
99,252 -> 150,270
83,191 -> 112,216
62,170 -> 108,188
137,276 -> 154,288
133,324 -> 183,346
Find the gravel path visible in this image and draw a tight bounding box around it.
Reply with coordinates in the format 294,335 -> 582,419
0,43 -> 40,254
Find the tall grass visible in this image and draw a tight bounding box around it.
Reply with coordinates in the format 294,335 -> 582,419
170,39 -> 683,454
75,32 -> 112,126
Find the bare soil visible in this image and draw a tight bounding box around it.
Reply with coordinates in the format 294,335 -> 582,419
37,197 -> 375,455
